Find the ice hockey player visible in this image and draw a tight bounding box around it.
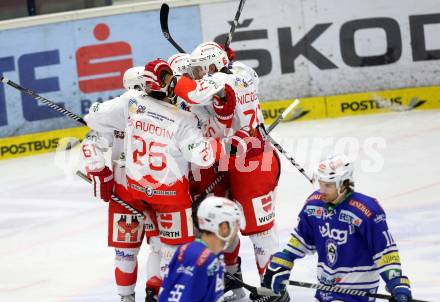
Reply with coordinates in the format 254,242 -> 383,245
263,153 -> 412,302
158,196 -> 244,302
172,42 -> 281,301
167,52 -> 232,202
85,58 -> 255,302
81,66 -> 162,302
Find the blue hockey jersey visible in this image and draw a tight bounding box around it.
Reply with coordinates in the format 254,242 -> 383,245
285,191 -> 403,302
159,240 -> 225,302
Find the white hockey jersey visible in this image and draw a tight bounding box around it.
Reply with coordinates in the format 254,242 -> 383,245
174,61 -> 264,133
85,89 -> 222,205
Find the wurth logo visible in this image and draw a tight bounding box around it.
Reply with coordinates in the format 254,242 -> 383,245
261,196 -> 272,213
252,192 -> 275,227
158,212 -> 182,239
258,212 -> 275,224
160,214 -> 173,229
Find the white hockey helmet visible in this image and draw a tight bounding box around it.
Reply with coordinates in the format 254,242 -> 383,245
123,66 -> 146,91
190,41 -> 229,75
314,153 -> 354,190
168,53 -> 191,76
197,196 -> 245,245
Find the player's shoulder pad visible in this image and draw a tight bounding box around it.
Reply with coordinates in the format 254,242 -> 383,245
175,109 -> 201,129
304,190 -> 325,205
347,192 -> 385,219
120,88 -> 145,100
178,241 -> 215,268
210,71 -> 229,86
231,61 -> 258,77
196,247 -> 216,268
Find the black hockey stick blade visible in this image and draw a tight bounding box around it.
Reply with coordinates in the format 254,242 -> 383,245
160,3 -> 186,53
224,0 -> 247,50
224,272 -> 279,297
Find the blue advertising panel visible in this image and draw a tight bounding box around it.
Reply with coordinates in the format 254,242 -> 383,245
0,6 -> 202,137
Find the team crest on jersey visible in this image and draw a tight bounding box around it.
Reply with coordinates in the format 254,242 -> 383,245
234,77 -> 248,89
304,205 -> 323,218
128,98 -> 138,113
339,210 -> 363,226
113,214 -> 143,243
136,105 -> 146,114
326,240 -> 338,267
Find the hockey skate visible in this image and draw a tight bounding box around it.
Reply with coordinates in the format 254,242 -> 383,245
249,287 -> 290,302
120,293 -> 135,302
224,257 -> 246,301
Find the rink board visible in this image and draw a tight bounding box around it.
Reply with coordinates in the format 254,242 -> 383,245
261,85 -> 440,124
1,85 -> 439,160
0,126 -> 88,160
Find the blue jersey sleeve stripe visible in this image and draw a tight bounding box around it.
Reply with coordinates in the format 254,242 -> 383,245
285,245 -> 306,258
318,262 -> 377,274
291,230 -> 316,251
377,263 -> 402,274
373,246 -> 399,261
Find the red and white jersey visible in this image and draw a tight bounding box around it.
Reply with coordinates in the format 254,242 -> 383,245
174,61 -> 264,133
85,89 -> 220,200
81,129 -> 129,194
176,96 -> 227,139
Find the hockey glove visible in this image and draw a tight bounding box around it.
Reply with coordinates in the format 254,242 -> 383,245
262,251 -> 294,294
386,276 -> 412,302
213,84 -> 236,127
87,166 -> 114,202
221,45 -> 236,61
228,126 -> 253,156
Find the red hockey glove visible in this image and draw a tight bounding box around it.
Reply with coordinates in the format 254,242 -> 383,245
87,166 -> 114,202
229,126 -> 265,157
222,46 -> 236,61
213,84 -> 237,127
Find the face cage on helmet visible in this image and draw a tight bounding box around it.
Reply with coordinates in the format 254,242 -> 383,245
214,220 -> 240,251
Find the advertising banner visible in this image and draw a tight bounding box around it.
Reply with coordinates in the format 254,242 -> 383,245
0,5 -> 202,137
200,0 -> 440,101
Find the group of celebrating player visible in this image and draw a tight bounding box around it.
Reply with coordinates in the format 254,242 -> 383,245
80,41 -> 413,302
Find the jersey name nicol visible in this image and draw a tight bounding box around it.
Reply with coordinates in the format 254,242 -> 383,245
237,91 -> 257,105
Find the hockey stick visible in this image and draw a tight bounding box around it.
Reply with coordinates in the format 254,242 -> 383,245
160,4 -> 186,53
283,280 -> 431,302
266,99 -> 299,133
267,134 -> 313,183
160,0 -> 246,53
1,76 -> 87,125
257,102 -> 313,183
225,272 -> 280,297
224,0 -> 247,50
76,170 -> 145,219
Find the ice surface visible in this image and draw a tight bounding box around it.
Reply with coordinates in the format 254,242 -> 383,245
1,110 -> 439,301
